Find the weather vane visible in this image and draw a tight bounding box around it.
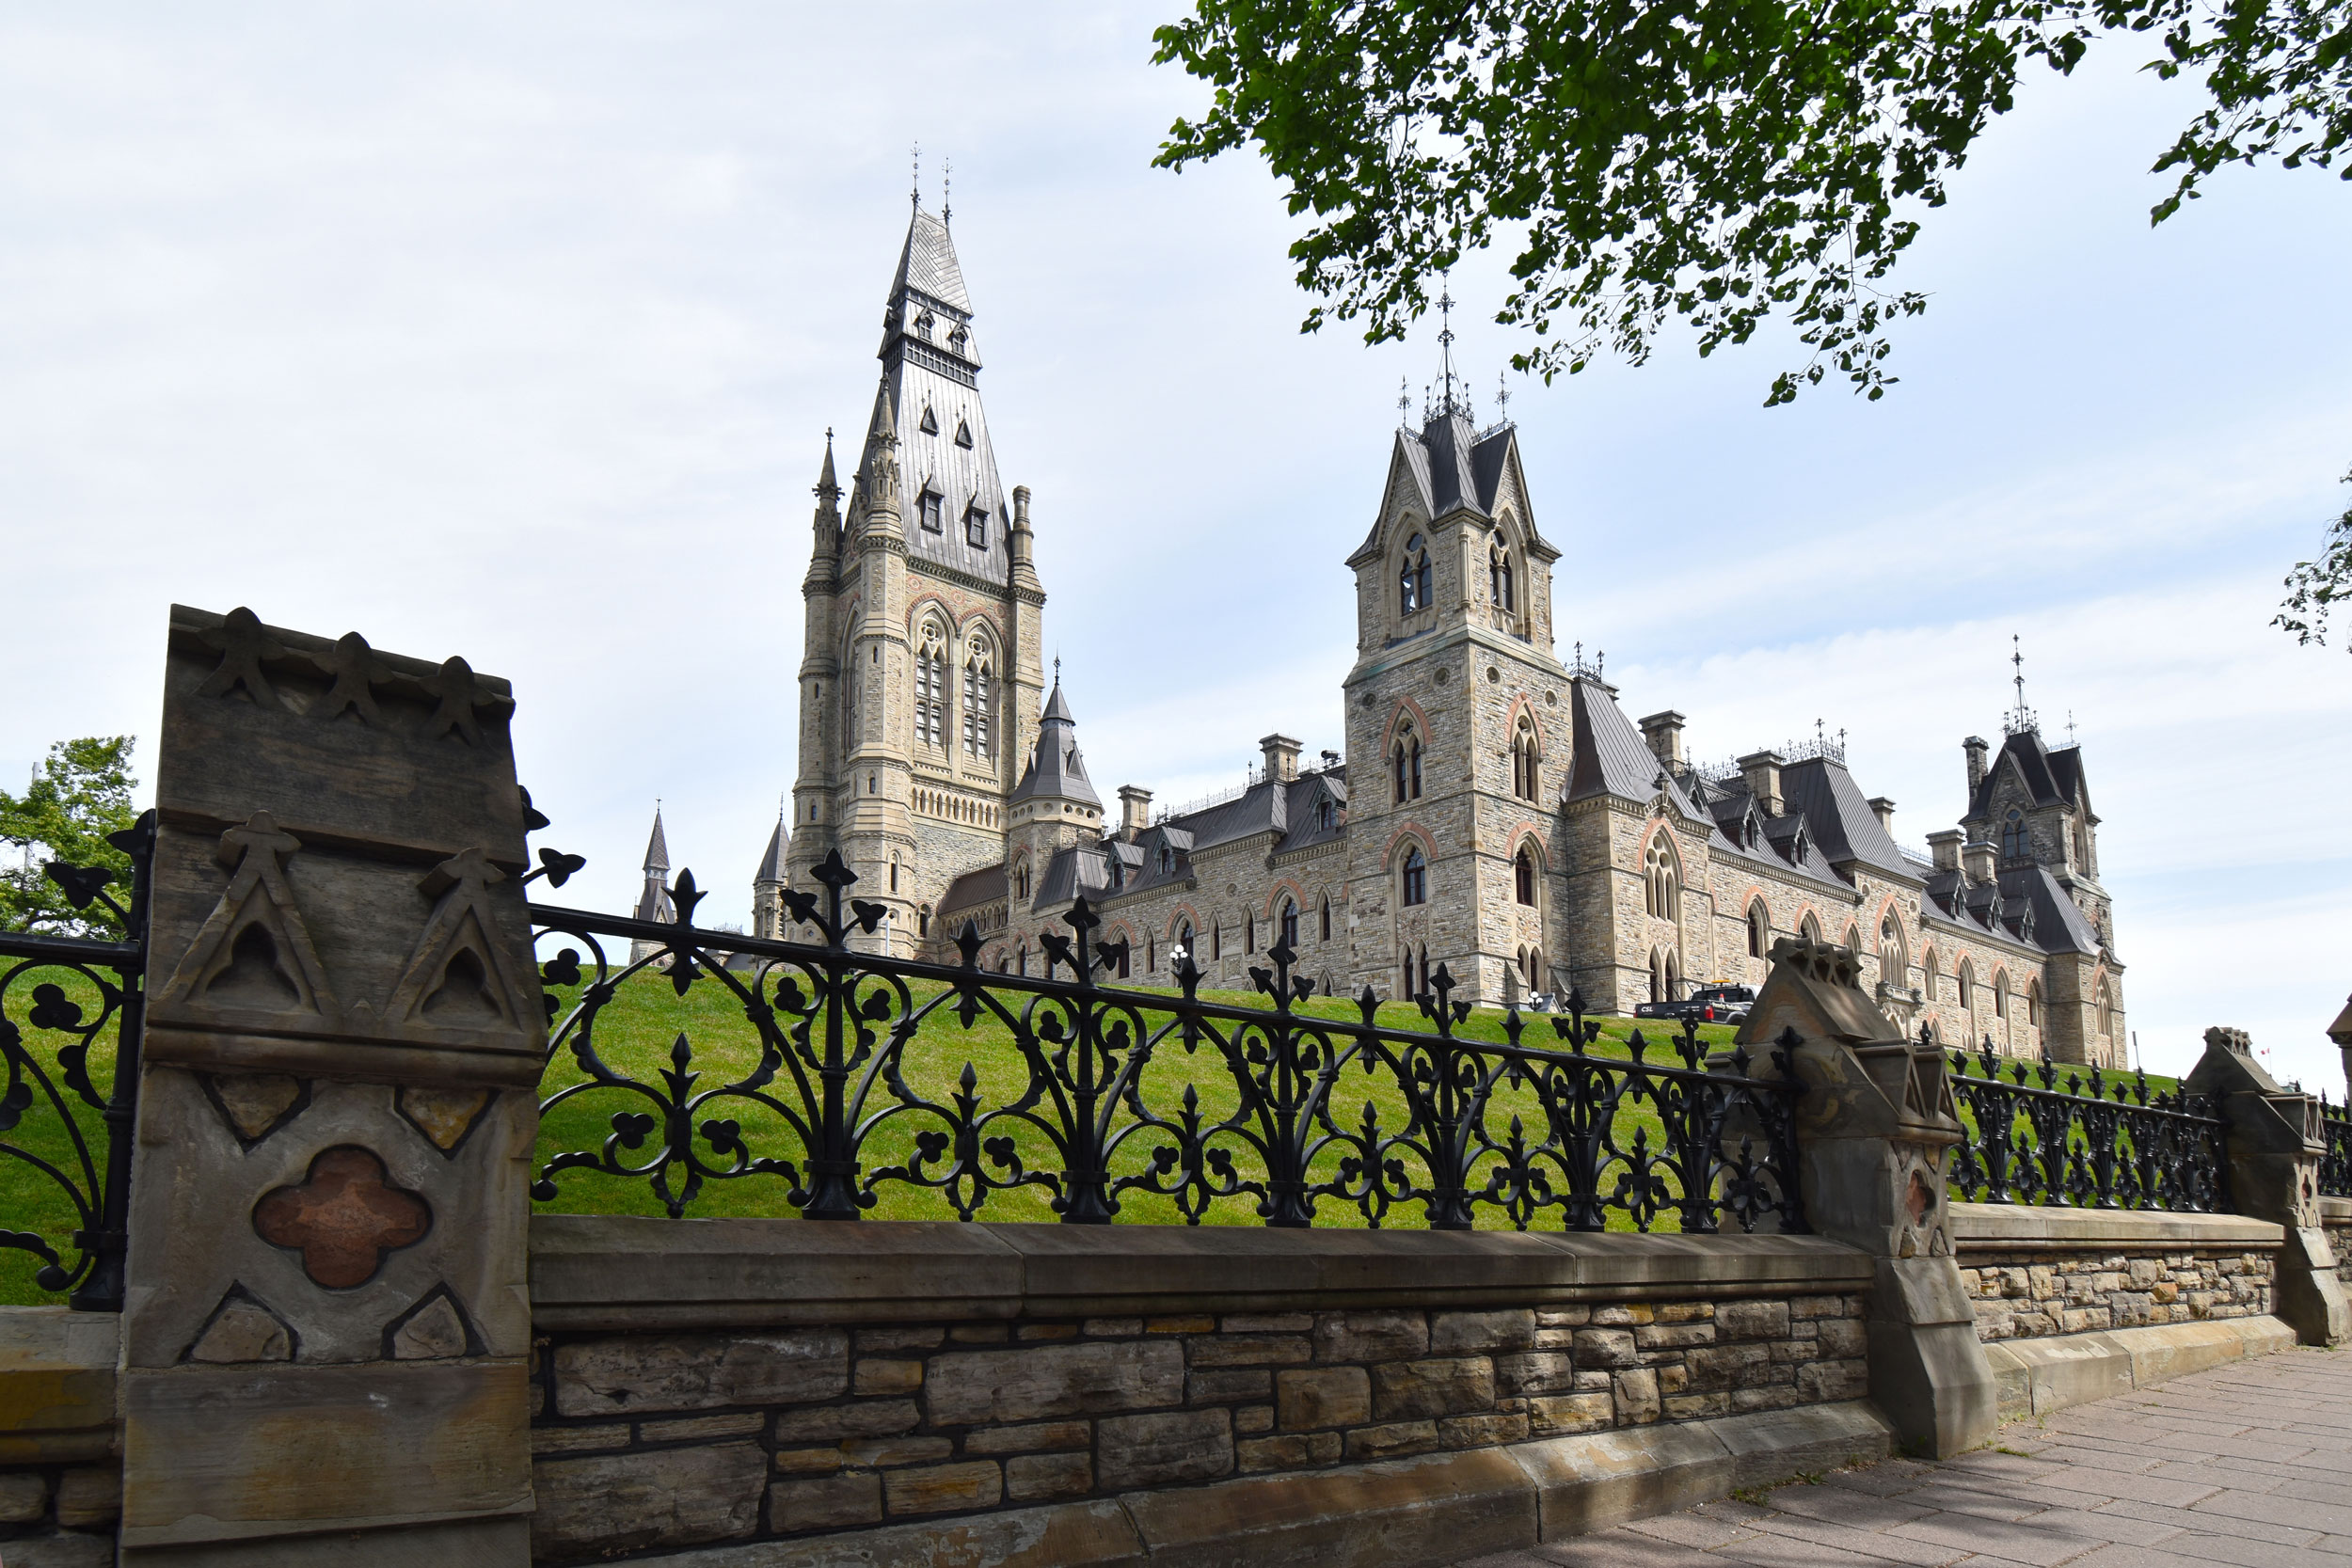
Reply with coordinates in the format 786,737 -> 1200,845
911,141 -> 921,209
943,155 -> 952,225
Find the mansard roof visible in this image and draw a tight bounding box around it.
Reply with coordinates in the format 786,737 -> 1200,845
1565,675 -> 1665,805
1968,728 -> 2084,821
1778,756 -> 1918,882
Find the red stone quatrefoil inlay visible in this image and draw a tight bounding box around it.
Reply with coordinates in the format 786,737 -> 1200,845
254,1145 -> 431,1289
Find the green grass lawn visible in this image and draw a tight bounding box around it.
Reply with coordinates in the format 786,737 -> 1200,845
0,960 -> 121,1307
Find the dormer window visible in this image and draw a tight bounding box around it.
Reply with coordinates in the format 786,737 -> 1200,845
918,488 -> 944,532
954,418 -> 974,449
1157,845 -> 1173,876
1399,533 -> 1432,615
1317,799 -> 1334,832
915,309 -> 936,339
965,504 -> 989,548
918,404 -> 939,436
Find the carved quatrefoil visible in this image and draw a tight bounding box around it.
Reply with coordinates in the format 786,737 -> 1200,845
254,1146 -> 430,1289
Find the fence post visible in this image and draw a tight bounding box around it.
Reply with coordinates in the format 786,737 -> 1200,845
1738,939 -> 1997,1457
2185,1025 -> 2350,1346
117,606 -> 539,1564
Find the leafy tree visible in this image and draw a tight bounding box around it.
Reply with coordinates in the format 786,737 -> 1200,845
0,738 -> 138,939
2277,470 -> 2352,646
1149,0 -> 2350,611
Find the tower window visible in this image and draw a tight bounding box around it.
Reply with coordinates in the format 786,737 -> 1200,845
965,504 -> 989,548
2000,808 -> 2027,861
918,490 -> 944,532
1391,729 -> 1422,804
1489,545 -> 1516,613
1401,847 -> 1427,907
1512,717 -> 1539,801
1399,533 -> 1432,615
915,634 -> 946,750
1515,847 -> 1536,906
1643,836 -> 1679,923
1320,896 -> 1331,942
962,646 -> 993,757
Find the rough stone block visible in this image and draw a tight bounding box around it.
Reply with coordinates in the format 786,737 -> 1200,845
553,1329 -> 848,1417
1237,1432 -> 1343,1471
1797,1358 -> 1868,1402
961,1418 -> 1092,1456
1633,1323 -> 1714,1350
0,1469 -> 48,1522
1682,1342 -> 1770,1391
639,1412 -> 765,1443
1654,1303 -> 1713,1323
858,1326 -> 946,1354
1,1533 -> 113,1568
1277,1366 -> 1371,1431
1372,1357 -> 1494,1421
1343,1420 -> 1438,1461
1494,1352 -> 1576,1398
855,1359 -> 924,1396
532,1441 -> 763,1556
774,1447 -> 847,1475
1570,1329 -> 1636,1369
1314,1310 -> 1427,1364
1185,1335 -> 1311,1369
1613,1368 -> 1661,1424
884,1461 -> 1004,1516
1189,1369 -> 1271,1404
1147,1316 -> 1216,1335
1222,1313 -> 1312,1333
927,1340 -> 1184,1426
1439,1411 -> 1528,1448
1430,1310 -> 1536,1354
773,1400 -> 918,1444
1814,1317 -> 1867,1358
1097,1409 -> 1233,1489
1006,1451 -> 1092,1501
1713,1301 -> 1790,1340
1084,1318 -> 1144,1338
1018,1323 -> 1081,1342
769,1469 -> 883,1532
845,1436 -> 955,1467
1588,1305 -> 1653,1327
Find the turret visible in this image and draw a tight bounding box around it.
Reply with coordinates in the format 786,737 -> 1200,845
630,805 -> 675,963
1008,670 -> 1103,895
752,806 -> 789,939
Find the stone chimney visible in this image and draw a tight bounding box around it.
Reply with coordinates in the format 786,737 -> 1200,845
1868,797 -> 1896,836
1639,711 -> 1687,770
1259,734 -> 1301,784
1963,837 -> 1996,886
1927,830 -> 1963,873
1738,751 -> 1785,817
1117,785 -> 1152,841
1963,736 -> 1989,797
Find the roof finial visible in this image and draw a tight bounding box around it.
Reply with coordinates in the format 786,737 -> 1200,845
2067,710 -> 2077,746
911,141 -> 921,210
943,155 -> 952,226
1054,653 -> 1061,687
2004,634 -> 2040,736
1496,370 -> 1511,423
1398,375 -> 1410,429
1435,277 -> 1460,418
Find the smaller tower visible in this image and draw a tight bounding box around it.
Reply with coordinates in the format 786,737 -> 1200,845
630,805 -> 675,963
1005,667 -> 1102,912
752,804 -> 790,939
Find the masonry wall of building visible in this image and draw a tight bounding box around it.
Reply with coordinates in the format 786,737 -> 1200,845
1959,1251 -> 2273,1339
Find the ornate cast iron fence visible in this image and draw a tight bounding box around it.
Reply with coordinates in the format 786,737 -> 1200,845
2318,1098 -> 2352,1199
1945,1041 -> 2228,1212
524,847 -> 1808,1235
0,812 -> 153,1309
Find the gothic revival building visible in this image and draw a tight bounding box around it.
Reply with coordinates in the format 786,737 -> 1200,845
761,201 -> 2128,1065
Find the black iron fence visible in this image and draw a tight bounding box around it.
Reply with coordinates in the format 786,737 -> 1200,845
2319,1098 -> 2352,1200
1945,1042 -> 2229,1212
0,813 -> 152,1309
526,848 -> 1809,1235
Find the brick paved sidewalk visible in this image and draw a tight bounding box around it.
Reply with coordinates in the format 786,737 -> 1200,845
1456,1347 -> 2352,1567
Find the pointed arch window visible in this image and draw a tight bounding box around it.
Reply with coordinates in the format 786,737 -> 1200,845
1280,898 -> 1299,949
914,629 -> 947,750
1879,912 -> 1906,990
2096,979 -> 2114,1037
1993,972 -> 2010,1020
1392,726 -> 1423,804
1958,959 -> 1976,1013
1401,847 -> 1428,907
2026,978 -> 2042,1026
1013,860 -> 1031,901
1213,920 -> 1222,960
1245,912 -> 1256,954
1399,532 -> 1432,615
2001,808 -> 2028,861
1747,901 -> 1769,958
1178,920 -> 1195,967
1643,836 -> 1679,923
1515,846 -> 1537,906
1512,716 -> 1540,800
1800,911 -> 1823,944
1489,544 -> 1516,613
1319,895 -> 1331,942
962,643 -> 993,757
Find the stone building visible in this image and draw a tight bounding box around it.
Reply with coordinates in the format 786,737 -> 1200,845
762,200 -> 2127,1065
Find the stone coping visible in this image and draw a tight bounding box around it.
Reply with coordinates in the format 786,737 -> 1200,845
1981,1314 -> 2293,1423
529,1216 -> 1873,1331
619,1398 -> 1896,1568
1950,1201 -> 2283,1252
0,1306 -> 120,1465
2322,1196 -> 2352,1225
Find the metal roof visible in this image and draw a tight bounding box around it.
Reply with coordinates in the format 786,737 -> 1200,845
1009,678 -> 1102,808
754,818 -> 788,884
641,807 -> 670,874
1779,756 -> 1917,881
1566,676 -> 1663,804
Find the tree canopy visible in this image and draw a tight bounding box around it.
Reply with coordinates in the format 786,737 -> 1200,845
0,737 -> 139,940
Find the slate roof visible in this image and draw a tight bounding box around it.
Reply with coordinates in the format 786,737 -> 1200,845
936,864 -> 1006,921
1566,676 -> 1668,805
1352,408 -> 1537,560
754,818 -> 788,885
1009,677 -> 1101,808
641,808 -> 670,874
860,205 -> 1011,584
1024,767 -> 1348,913
1778,756 -> 1916,881
1968,728 -> 2085,820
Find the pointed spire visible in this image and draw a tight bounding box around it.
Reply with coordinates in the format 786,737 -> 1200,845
816,428 -> 838,502
755,800 -> 788,886
643,804 -> 669,875
1014,664 -> 1098,807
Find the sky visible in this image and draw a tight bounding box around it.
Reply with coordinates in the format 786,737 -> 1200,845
2,5 -> 2346,1086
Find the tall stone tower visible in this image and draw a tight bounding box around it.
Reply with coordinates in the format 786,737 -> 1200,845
1338,356 -> 1567,1006
786,200 -> 1045,954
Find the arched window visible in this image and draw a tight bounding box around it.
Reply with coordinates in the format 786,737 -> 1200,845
2026,978 -> 2042,1026
1489,544 -> 1516,613
1212,920 -> 1222,960
1115,937 -> 1131,978
1177,921 -> 1194,966
914,626 -> 947,750
1515,847 -> 1537,906
962,641 -> 994,757
1147,934 -> 1156,971
1401,847 -> 1428,907
1245,912 -> 1256,954
1643,836 -> 1679,923
1280,898 -> 1299,948
2001,808 -> 2028,861
2096,979 -> 2114,1037
1016,944 -> 1028,976
1746,901 -> 1770,959
1666,949 -> 1681,1000
1392,727 -> 1422,803
1419,944 -> 1432,996
1958,959 -> 1975,1013
1993,971 -> 2010,1020
1319,896 -> 1331,942
1013,859 -> 1031,901
1512,717 -> 1540,801
1399,532 -> 1432,614
1922,949 -> 1941,1003
1800,911 -> 1822,944
1649,948 -> 1667,1003
1527,947 -> 1546,992
1878,913 -> 1906,989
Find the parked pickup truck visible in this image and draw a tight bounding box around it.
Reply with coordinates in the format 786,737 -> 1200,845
1631,984 -> 1756,1026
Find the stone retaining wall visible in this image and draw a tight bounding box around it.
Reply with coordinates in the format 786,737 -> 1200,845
525,1215 -> 1879,1564
0,1309 -> 124,1568
1948,1202 -> 2283,1343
